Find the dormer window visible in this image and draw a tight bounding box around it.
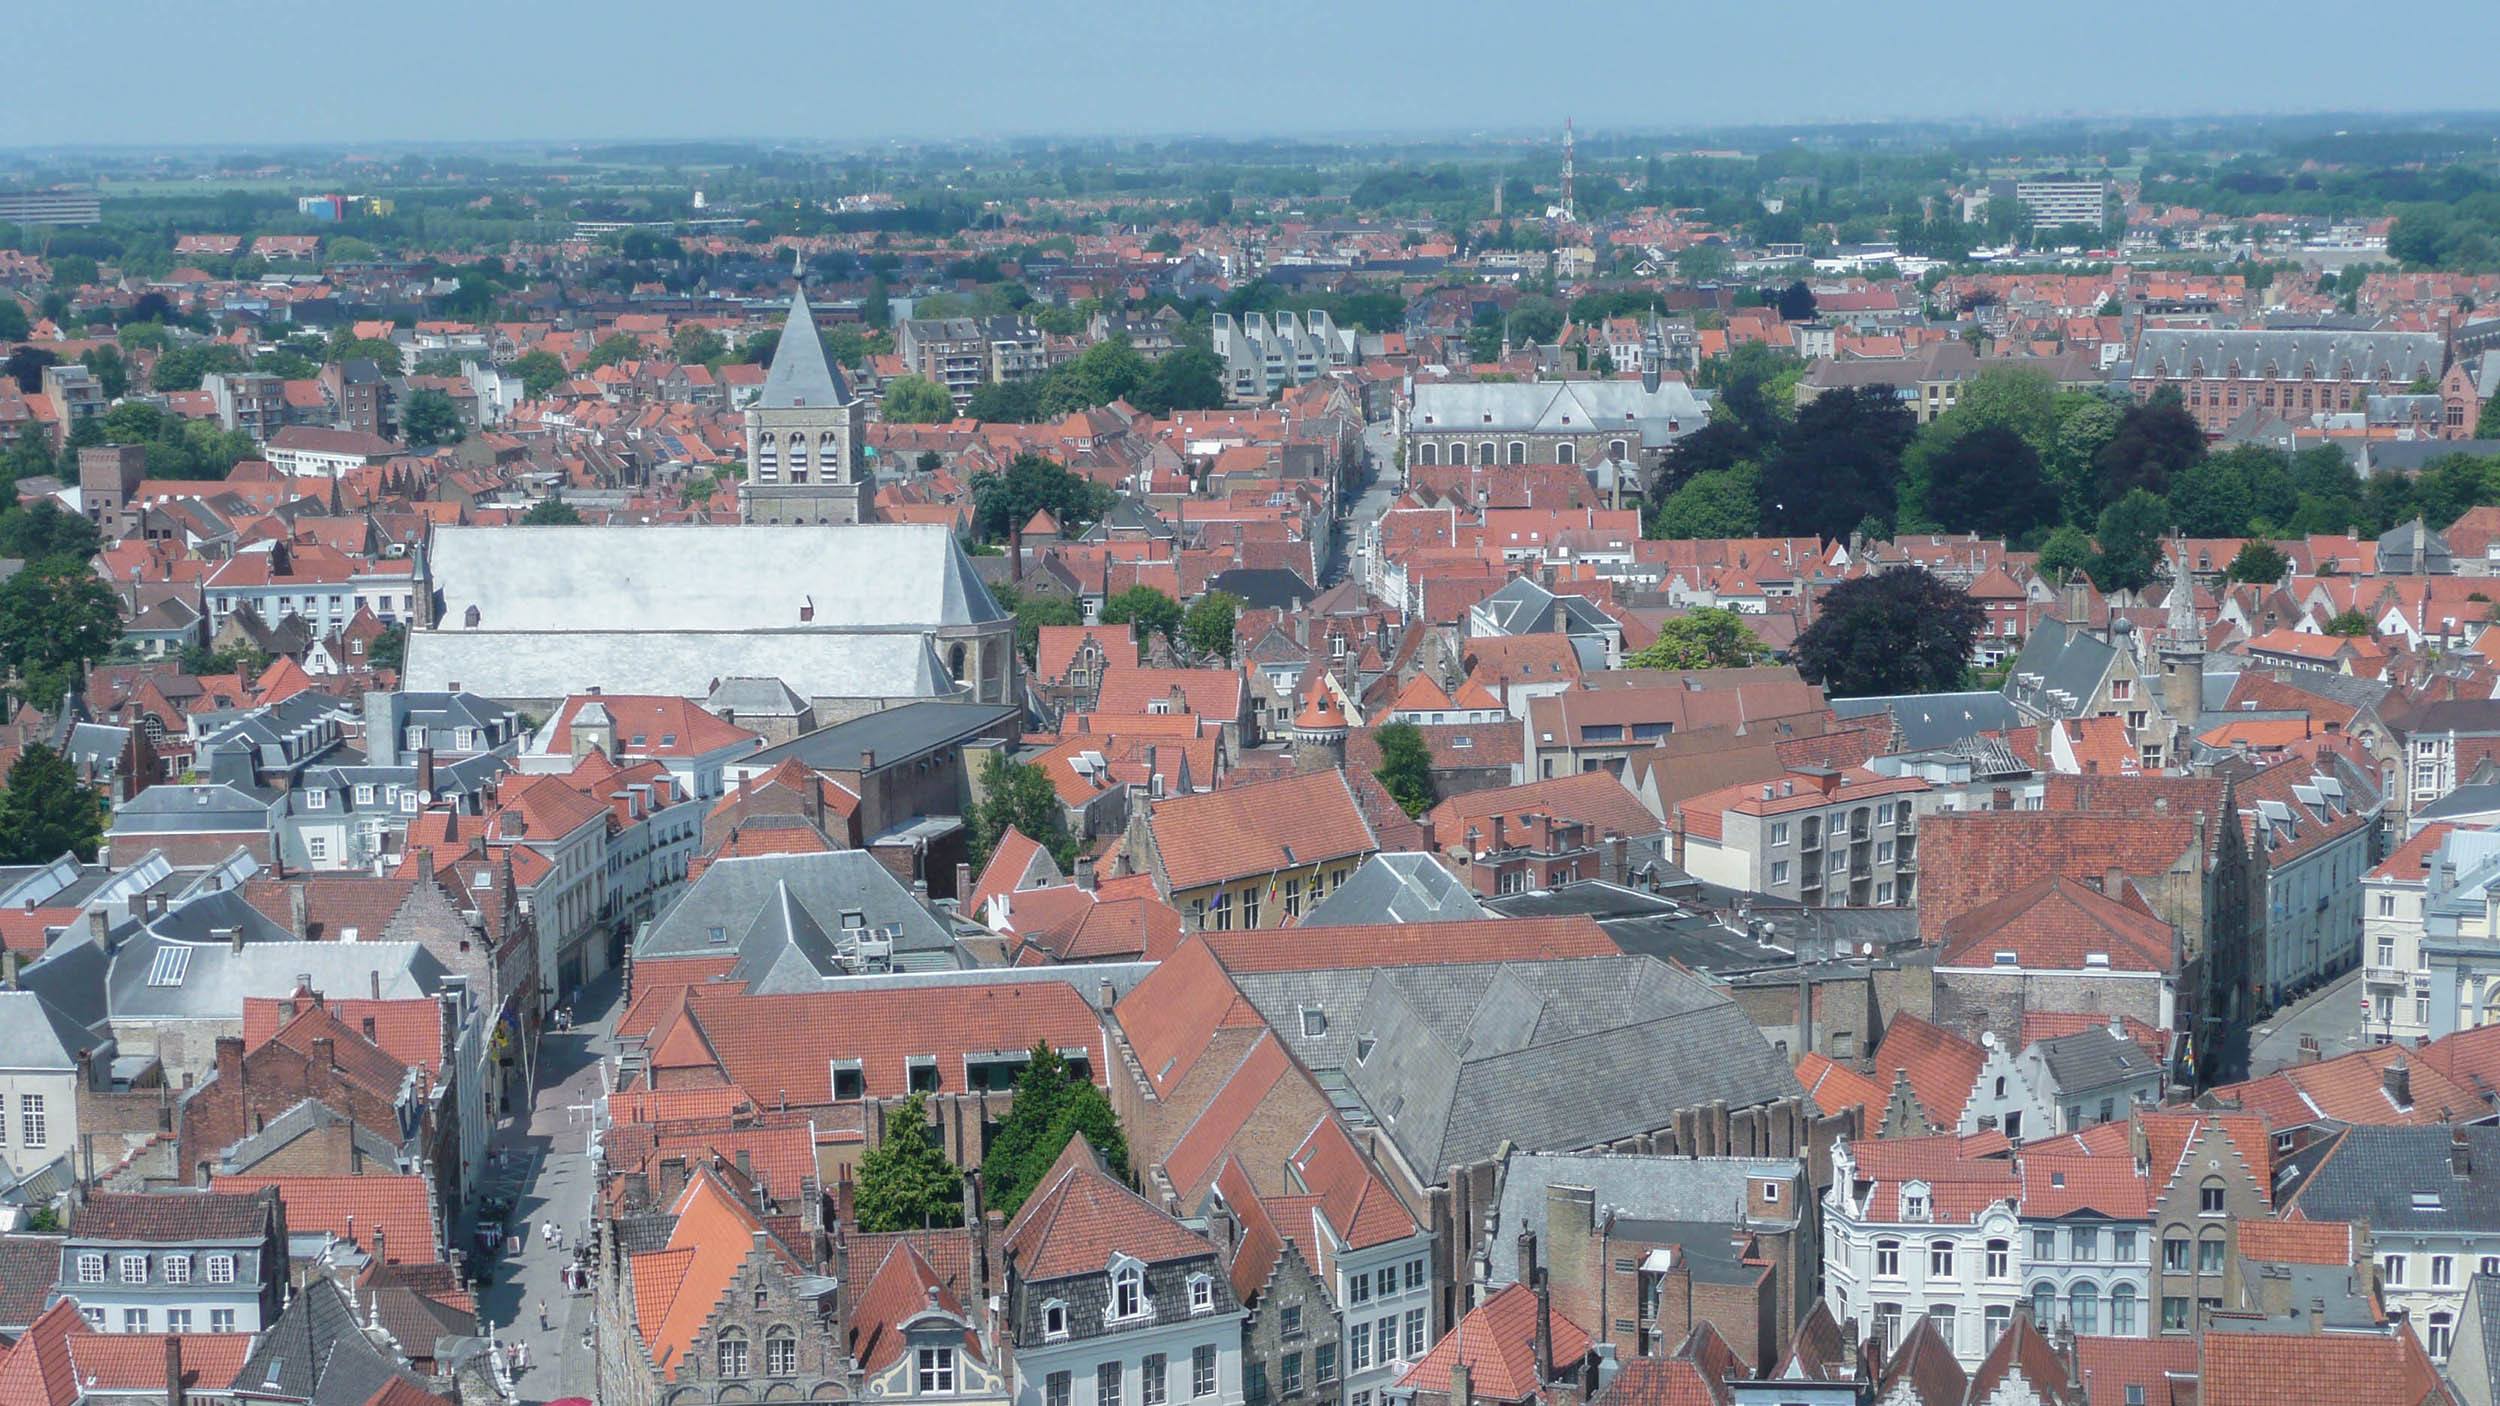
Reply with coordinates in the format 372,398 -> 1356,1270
1044,1300 -> 1070,1339
1189,1273 -> 1215,1315
1109,1257 -> 1149,1322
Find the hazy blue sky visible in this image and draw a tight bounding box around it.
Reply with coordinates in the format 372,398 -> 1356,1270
18,1 -> 2500,148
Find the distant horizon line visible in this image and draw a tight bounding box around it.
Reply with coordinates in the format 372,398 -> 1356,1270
7,105 -> 2500,162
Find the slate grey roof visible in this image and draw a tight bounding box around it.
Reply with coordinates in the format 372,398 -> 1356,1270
1298,853 -> 1489,928
2416,783 -> 2500,825
18,936 -> 112,1034
1241,954 -> 1800,1175
1413,379 -> 1709,442
637,852 -> 962,979
2132,329 -> 2444,383
107,935 -> 445,1020
2031,1025 -> 2156,1096
2470,1275 -> 2500,1406
2002,618 -> 2118,722
1832,690 -> 2026,752
706,676 -> 812,718
760,283 -> 853,409
108,783 -> 279,835
425,522 -> 1004,635
218,1098 -> 407,1176
1471,575 -> 1612,638
1484,1149 -> 1804,1286
238,1277 -> 419,1406
405,627 -> 957,704
739,700 -> 1023,774
2285,1125 -> 2500,1232
0,990 -> 103,1071
0,1235 -> 63,1331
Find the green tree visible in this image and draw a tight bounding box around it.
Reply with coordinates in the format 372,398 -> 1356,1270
1100,586 -> 1184,646
2326,609 -> 2374,637
1675,244 -> 1731,284
1181,592 -> 1241,663
971,752 -> 1077,873
1759,386 -> 1917,540
78,345 -> 128,399
1372,720 -> 1438,819
852,1091 -> 964,1233
2036,525 -> 2095,583
0,561 -> 120,709
580,334 -> 643,372
1793,570 -> 1984,699
150,343 -> 247,393
46,254 -> 98,289
1133,346 -> 1227,415
2225,541 -> 2291,584
251,350 -> 319,381
969,453 -> 1114,541
369,624 -> 407,672
328,336 -> 404,375
0,299 -> 27,343
1945,367 -> 2060,454
2167,454 -> 2257,537
671,325 -> 728,367
1652,466 -> 1762,539
0,744 -> 106,864
984,1044 -> 1130,1219
0,502 -> 101,567
881,374 -> 956,424
1901,423 -> 2060,540
2478,396 -> 2500,441
2091,489 -> 2171,593
966,378 -> 1044,423
521,496 -> 585,526
1039,337 -> 1149,416
1626,608 -> 1770,669
401,388 -> 465,447
2094,391 -> 2205,499
2049,393 -> 2126,519
508,349 -> 568,399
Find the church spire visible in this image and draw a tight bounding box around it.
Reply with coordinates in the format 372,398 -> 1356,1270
759,276 -> 848,410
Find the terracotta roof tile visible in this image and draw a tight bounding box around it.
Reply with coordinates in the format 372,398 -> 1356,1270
1146,769 -> 1376,892
1394,1281 -> 1589,1402
212,1174 -> 438,1262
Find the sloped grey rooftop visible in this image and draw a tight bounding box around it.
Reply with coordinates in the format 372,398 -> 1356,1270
760,283 -> 853,409
404,628 -> 956,704
1241,954 -> 1799,1176
0,990 -> 103,1070
1299,853 -> 1489,927
1414,379 -> 1709,439
2002,618 -> 2117,722
638,852 -> 962,979
1832,690 -> 2025,752
107,935 -> 445,1019
1485,1149 -> 1805,1286
425,522 -> 1004,634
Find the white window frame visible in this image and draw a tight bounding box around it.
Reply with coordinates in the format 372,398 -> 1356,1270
206,1254 -> 237,1284
76,1252 -> 104,1283
917,1346 -> 958,1395
119,1254 -> 148,1284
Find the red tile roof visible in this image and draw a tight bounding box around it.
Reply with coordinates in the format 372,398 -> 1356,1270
1871,1014 -> 1986,1130
2195,1324 -> 2450,1406
1002,1135 -> 1215,1281
2236,1218 -> 2357,1265
1394,1282 -> 1589,1403
1936,875 -> 2176,973
1425,770 -> 1662,849
1146,769 -> 1376,892
213,1174 -> 438,1263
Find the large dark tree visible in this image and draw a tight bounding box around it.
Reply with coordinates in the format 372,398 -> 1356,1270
983,1044 -> 1130,1217
852,1091 -> 963,1233
0,744 -> 105,864
1775,281 -> 1819,322
1912,424 -> 2059,541
2093,390 -> 2206,499
0,561 -> 119,709
1759,386 -> 1916,541
1654,418 -> 1757,497
969,452 -> 1114,542
1793,571 -> 1984,698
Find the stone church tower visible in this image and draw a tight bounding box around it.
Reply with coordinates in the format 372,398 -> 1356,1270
740,281 -> 872,525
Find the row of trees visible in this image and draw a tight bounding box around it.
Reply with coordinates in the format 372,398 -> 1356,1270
884,338 -> 1229,426
1653,357 -> 2500,594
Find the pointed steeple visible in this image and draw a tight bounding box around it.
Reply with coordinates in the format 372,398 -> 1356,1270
760,281 -> 850,410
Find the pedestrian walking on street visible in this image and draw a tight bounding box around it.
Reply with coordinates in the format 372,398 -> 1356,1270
537,1299 -> 549,1331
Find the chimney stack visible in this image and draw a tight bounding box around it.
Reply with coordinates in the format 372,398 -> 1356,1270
2385,1054 -> 2412,1108
2454,1127 -> 2473,1178
164,1335 -> 185,1406
288,883 -> 309,941
1075,854 -> 1097,893
1451,1363 -> 1472,1406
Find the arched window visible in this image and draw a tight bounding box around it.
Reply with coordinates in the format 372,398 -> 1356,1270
2030,1282 -> 2056,1325
755,435 -> 778,479
2199,1177 -> 2226,1214
2111,1283 -> 2138,1336
1555,442 -> 1576,465
1417,441 -> 1439,467
1507,441 -> 1526,465
766,1331 -> 798,1377
717,1330 -> 750,1378
2432,1310 -> 2455,1358
787,434 -> 810,485
1928,1240 -> 1955,1278
1609,439 -> 1628,461
1476,441 -> 1496,467
1874,1239 -> 1901,1277
1111,1262 -> 1146,1320
1984,1238 -> 2010,1278
2069,1282 -> 2099,1335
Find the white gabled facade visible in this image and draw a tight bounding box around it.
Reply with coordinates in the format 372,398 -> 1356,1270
1822,1137 -> 2024,1366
